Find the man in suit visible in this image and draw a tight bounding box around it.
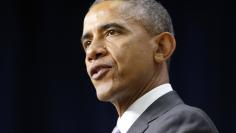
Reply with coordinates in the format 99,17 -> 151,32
81,0 -> 219,132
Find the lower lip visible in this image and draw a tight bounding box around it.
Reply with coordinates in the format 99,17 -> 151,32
91,68 -> 111,80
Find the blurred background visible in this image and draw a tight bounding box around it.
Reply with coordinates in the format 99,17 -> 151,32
0,0 -> 235,132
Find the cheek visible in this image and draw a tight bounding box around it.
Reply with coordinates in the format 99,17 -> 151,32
106,35 -> 153,75
109,47 -> 140,83
107,37 -> 136,57
110,37 -> 151,65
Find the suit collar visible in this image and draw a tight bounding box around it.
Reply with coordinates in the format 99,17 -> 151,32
127,91 -> 184,133
117,84 -> 173,133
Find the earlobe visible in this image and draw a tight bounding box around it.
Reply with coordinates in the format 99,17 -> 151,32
152,32 -> 176,63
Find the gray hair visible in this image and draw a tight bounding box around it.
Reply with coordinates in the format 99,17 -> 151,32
90,0 -> 174,36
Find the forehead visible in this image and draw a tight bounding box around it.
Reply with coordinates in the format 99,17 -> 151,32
90,1 -> 124,12
83,1 -> 127,31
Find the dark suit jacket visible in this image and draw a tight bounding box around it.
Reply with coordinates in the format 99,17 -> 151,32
127,91 -> 219,133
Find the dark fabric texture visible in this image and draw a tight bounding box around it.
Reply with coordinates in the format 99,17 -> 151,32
0,0 -> 234,133
127,92 -> 219,133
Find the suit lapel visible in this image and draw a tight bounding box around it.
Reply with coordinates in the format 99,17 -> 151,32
127,91 -> 184,133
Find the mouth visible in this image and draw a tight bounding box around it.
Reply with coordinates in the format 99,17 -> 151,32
90,64 -> 112,80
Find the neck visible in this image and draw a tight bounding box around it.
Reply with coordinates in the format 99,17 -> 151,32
112,63 -> 169,117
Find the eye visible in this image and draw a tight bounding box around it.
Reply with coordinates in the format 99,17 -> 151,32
106,29 -> 119,36
83,40 -> 91,50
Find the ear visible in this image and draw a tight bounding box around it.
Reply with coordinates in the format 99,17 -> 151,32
152,32 -> 176,63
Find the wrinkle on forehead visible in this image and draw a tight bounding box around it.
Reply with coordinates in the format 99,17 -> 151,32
89,0 -> 124,12
82,0 -> 147,37
84,0 -> 127,23
83,1 -> 126,33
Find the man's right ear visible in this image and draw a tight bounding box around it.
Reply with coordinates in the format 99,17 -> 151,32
151,32 -> 176,63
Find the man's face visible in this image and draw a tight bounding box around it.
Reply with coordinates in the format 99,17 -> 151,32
82,1 -> 157,102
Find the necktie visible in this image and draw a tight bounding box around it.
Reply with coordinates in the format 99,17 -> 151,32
112,126 -> 121,133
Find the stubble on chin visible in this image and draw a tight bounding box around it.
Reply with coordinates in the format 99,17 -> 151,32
94,80 -> 115,102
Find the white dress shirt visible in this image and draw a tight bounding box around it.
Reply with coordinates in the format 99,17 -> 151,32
116,83 -> 173,133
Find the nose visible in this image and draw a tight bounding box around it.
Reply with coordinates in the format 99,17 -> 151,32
86,43 -> 107,62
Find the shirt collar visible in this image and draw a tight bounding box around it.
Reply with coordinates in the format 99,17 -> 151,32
117,83 -> 173,133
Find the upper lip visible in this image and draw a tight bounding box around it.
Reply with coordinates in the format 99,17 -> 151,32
89,63 -> 113,77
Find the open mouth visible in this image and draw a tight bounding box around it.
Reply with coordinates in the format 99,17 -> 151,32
90,64 -> 112,80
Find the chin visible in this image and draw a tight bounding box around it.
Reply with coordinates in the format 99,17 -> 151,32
96,91 -> 114,102
93,78 -> 124,102
94,81 -> 115,102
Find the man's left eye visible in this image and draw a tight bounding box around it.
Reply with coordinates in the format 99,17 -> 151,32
106,30 -> 119,36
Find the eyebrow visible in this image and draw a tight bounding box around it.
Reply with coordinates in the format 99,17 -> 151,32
100,23 -> 127,31
81,33 -> 92,43
81,23 -> 128,42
